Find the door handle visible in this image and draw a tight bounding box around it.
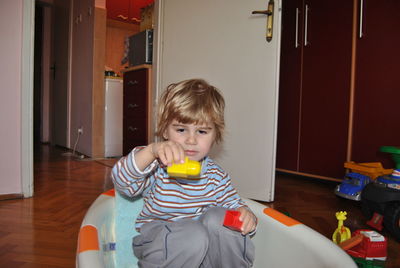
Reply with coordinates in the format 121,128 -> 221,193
128,80 -> 139,85
359,0 -> 364,38
304,4 -> 310,46
128,103 -> 139,109
251,0 -> 275,42
117,14 -> 128,20
295,8 -> 300,48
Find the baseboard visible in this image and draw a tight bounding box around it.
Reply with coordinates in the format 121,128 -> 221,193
0,193 -> 24,201
276,168 -> 342,182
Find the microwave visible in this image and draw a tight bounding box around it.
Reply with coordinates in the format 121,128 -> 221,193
128,29 -> 153,66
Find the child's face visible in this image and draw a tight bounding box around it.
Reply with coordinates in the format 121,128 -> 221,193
164,119 -> 216,161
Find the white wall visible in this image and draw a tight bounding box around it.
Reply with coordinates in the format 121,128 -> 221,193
0,0 -> 23,195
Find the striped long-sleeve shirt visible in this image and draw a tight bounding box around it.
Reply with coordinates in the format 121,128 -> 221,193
111,147 -> 248,231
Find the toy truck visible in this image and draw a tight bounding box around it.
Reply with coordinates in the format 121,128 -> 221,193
335,162 -> 392,201
335,173 -> 371,201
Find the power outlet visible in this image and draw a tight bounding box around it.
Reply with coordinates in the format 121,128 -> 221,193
78,127 -> 83,135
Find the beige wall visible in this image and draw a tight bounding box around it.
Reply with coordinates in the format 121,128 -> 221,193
70,0 -> 107,158
106,20 -> 139,76
0,0 -> 23,195
95,0 -> 105,9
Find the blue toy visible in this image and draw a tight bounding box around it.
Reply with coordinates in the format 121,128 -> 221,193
335,173 -> 371,201
376,169 -> 400,190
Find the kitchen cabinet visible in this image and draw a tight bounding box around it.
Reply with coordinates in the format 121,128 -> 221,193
106,0 -> 129,23
351,0 -> 400,167
123,65 -> 152,155
106,0 -> 153,24
276,0 -> 354,179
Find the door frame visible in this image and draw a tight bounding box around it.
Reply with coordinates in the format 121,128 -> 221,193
22,0 -> 35,197
22,0 -> 73,197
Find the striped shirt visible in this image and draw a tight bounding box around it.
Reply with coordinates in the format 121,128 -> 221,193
111,147 -> 247,230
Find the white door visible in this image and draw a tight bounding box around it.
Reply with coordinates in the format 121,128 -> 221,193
154,0 -> 282,202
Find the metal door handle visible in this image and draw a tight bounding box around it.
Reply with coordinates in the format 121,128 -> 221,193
128,103 -> 139,108
128,126 -> 138,132
295,8 -> 300,48
128,80 -> 139,85
252,10 -> 272,16
251,0 -> 275,42
359,0 -> 364,38
117,14 -> 128,20
304,4 -> 310,46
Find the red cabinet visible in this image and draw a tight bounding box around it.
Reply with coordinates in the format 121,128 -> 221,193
351,0 -> 400,167
123,67 -> 150,155
277,0 -> 400,180
106,0 -> 154,24
276,0 -> 303,172
277,0 -> 354,179
106,0 -> 129,23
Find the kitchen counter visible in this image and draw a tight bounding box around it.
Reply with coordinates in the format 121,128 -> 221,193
122,64 -> 152,73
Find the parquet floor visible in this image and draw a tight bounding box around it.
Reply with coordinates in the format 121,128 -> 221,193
0,144 -> 398,267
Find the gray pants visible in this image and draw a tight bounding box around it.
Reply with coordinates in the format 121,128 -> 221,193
132,207 -> 255,268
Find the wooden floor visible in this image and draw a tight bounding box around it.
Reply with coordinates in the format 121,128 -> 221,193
0,144 -> 398,267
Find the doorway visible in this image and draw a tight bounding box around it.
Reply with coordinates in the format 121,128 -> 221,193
34,0 -> 71,150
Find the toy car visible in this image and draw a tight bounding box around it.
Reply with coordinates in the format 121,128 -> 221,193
361,171 -> 400,241
335,173 -> 371,201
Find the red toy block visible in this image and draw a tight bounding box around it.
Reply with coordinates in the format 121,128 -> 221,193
223,210 -> 243,232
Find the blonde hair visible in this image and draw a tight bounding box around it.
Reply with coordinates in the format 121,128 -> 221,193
157,79 -> 225,143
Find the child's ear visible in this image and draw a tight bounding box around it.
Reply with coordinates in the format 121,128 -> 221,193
163,131 -> 168,140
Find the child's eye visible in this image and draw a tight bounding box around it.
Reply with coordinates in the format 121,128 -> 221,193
176,128 -> 185,133
198,130 -> 208,135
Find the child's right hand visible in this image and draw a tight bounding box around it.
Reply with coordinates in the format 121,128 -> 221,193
150,141 -> 185,167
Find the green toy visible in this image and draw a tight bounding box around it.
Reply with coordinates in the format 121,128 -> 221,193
380,146 -> 400,170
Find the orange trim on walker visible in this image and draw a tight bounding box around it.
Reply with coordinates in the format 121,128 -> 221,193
263,208 -> 300,227
102,188 -> 115,196
77,225 -> 100,253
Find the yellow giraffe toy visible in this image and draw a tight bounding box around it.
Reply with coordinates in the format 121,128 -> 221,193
332,211 -> 351,244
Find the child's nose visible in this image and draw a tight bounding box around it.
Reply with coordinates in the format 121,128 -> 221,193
186,134 -> 197,144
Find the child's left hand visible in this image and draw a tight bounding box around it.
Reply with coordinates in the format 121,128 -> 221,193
237,207 -> 257,235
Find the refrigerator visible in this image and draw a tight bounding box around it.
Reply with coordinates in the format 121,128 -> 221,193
104,78 -> 123,157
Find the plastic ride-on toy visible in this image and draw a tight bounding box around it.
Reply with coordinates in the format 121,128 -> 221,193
361,146 -> 400,241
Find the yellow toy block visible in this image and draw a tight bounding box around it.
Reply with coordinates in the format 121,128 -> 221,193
344,161 -> 393,180
167,157 -> 201,179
